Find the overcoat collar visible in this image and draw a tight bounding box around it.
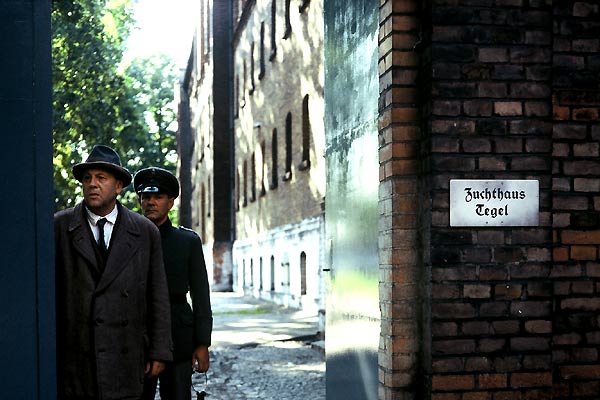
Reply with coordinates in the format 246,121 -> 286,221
67,201 -> 142,293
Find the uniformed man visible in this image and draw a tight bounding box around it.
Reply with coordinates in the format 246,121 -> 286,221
135,167 -> 213,400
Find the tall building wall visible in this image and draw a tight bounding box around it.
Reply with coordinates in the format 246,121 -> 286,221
378,0 -> 600,398
231,0 -> 326,313
183,0 -> 234,291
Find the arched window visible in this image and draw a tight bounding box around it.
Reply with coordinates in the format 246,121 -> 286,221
300,252 -> 307,295
242,160 -> 248,206
207,175 -> 211,217
299,0 -> 310,13
241,61 -> 247,108
259,22 -> 265,79
299,94 -> 310,170
270,129 -> 278,189
270,0 -> 277,60
259,257 -> 264,291
270,256 -> 275,291
235,168 -> 240,211
200,184 -> 206,242
234,75 -> 239,117
283,112 -> 292,181
283,0 -> 291,39
260,140 -> 266,196
250,42 -> 255,95
250,151 -> 256,202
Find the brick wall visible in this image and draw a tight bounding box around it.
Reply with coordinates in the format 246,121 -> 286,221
552,1 -> 600,398
379,0 -> 600,398
232,0 -> 325,239
378,1 -> 426,399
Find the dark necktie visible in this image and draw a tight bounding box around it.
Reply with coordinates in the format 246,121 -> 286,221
97,218 -> 108,260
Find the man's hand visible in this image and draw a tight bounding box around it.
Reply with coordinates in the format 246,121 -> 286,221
192,345 -> 210,372
145,360 -> 166,377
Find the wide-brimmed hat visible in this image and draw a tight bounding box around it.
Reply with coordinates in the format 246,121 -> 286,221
72,145 -> 132,186
134,167 -> 180,199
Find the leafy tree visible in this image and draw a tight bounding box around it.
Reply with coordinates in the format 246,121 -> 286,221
125,54 -> 179,172
52,0 -> 179,212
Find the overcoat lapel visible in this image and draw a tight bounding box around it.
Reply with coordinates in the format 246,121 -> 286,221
95,204 -> 141,293
68,203 -> 99,273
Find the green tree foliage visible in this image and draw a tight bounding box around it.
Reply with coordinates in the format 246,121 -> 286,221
52,0 -> 179,212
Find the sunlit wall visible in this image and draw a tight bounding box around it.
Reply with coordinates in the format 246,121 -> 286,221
324,0 -> 380,399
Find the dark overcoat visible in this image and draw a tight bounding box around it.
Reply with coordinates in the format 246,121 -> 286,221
158,219 -> 212,361
54,202 -> 173,400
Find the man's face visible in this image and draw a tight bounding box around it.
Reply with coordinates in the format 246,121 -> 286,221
140,192 -> 174,226
82,168 -> 123,216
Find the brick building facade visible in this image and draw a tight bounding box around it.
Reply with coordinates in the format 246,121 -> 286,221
179,0 -> 600,398
179,0 -> 234,291
231,0 -> 326,315
180,0 -> 326,314
377,0 -> 600,398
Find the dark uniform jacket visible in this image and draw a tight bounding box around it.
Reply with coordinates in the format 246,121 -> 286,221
158,218 -> 212,361
54,202 -> 173,399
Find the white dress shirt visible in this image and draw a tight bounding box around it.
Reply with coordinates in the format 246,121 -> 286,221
86,205 -> 118,249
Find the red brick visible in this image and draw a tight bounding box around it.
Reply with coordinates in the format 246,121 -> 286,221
464,100 -> 493,117
480,266 -> 509,281
561,297 -> 600,311
432,303 -> 477,319
524,320 -> 552,334
553,196 -> 590,211
510,83 -> 550,99
463,138 -> 492,153
524,101 -> 550,117
462,321 -> 491,335
573,108 -> 599,121
432,374 -> 475,391
495,101 -> 523,116
432,358 -> 464,373
495,284 -> 522,299
560,365 -> 600,380
510,372 -> 552,388
574,142 -> 600,157
492,320 -> 519,335
479,48 -> 508,63
561,230 -> 600,244
433,100 -> 461,116
511,301 -> 551,317
480,83 -> 508,98
495,137 -> 523,153
553,332 -> 583,346
479,157 -> 508,171
510,337 -> 550,352
478,373 -> 507,389
479,338 -> 505,353
574,178 -> 600,192
570,245 -> 597,260
464,392 -> 491,400
553,247 -> 569,261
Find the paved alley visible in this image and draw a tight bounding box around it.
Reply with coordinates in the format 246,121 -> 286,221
154,292 -> 326,399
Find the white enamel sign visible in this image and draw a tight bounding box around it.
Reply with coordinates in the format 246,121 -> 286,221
450,180 -> 539,227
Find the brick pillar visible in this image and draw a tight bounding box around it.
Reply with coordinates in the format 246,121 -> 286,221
551,2 -> 600,398
378,1 -> 426,399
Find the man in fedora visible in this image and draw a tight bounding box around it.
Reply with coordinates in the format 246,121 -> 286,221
134,167 -> 212,400
54,145 -> 173,399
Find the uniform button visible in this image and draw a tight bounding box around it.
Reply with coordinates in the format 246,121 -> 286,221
95,318 -> 104,326
121,347 -> 128,354
121,319 -> 128,326
122,289 -> 129,297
